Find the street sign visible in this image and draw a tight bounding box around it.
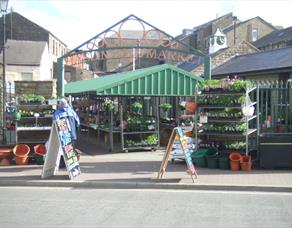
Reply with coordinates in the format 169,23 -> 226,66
42,118 -> 81,179
157,127 -> 197,182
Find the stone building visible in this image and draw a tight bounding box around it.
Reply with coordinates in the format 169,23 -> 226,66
177,12 -> 277,54
0,12 -> 69,79
178,40 -> 259,76
253,26 -> 292,51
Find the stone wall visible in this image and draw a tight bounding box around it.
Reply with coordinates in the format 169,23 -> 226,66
192,41 -> 259,77
14,80 -> 56,98
226,17 -> 275,48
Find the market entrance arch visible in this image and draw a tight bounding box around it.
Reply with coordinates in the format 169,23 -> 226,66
57,14 -> 211,96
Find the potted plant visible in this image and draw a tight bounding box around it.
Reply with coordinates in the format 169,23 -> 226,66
104,98 -> 114,111
146,134 -> 158,145
160,103 -> 172,112
131,101 -> 142,113
12,111 -> 21,121
17,94 -> 45,104
160,102 -> 172,119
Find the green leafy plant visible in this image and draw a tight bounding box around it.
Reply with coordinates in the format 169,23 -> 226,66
159,103 -> 172,111
146,134 -> 158,145
177,103 -> 186,111
131,101 -> 142,109
229,80 -> 252,92
17,94 -> 45,104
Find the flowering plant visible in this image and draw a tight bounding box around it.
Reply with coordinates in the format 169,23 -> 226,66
104,98 -> 114,110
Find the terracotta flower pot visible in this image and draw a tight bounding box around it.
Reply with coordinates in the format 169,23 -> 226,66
0,148 -> 13,166
13,144 -> 30,165
229,152 -> 242,171
34,144 -> 46,155
241,161 -> 252,171
241,155 -> 252,171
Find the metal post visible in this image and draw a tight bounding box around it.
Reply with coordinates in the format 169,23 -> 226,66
1,8 -> 6,144
233,16 -> 237,45
109,107 -> 113,152
132,48 -> 136,71
204,55 -> 211,80
57,57 -> 64,97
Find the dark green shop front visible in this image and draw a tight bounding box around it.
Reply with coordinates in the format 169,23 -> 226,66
65,64 -> 202,152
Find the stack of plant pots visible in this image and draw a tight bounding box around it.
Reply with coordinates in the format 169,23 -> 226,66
229,153 -> 252,171
241,155 -> 252,171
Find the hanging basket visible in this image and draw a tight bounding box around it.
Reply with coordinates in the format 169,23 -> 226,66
185,102 -> 198,113
12,112 -> 21,121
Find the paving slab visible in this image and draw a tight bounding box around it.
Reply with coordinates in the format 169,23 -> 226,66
1,150 -> 292,192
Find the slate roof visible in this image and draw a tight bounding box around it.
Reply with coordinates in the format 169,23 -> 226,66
177,48 -> 228,72
0,39 -> 46,65
0,12 -> 67,47
175,13 -> 233,41
212,46 -> 292,76
253,26 -> 292,48
194,12 -> 233,31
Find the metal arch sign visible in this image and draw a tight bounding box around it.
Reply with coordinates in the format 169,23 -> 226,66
65,46 -> 201,69
57,14 -> 211,96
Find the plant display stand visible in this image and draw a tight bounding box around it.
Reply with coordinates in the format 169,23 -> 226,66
195,78 -> 259,163
15,96 -> 54,144
120,99 -> 160,152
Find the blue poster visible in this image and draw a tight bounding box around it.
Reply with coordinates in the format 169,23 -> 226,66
56,118 -> 81,178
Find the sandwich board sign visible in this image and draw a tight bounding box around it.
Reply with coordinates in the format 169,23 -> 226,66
157,127 -> 197,182
41,117 -> 81,179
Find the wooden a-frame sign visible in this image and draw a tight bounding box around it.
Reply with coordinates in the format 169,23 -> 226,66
41,118 -> 81,179
157,127 -> 197,182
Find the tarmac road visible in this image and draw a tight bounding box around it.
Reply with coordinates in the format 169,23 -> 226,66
1,186 -> 292,228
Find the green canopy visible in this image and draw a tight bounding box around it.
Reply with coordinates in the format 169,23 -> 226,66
65,64 -> 202,96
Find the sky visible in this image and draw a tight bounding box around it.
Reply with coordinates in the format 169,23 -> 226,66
7,0 -> 292,49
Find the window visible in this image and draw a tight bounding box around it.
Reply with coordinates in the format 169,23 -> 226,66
65,71 -> 71,83
52,40 -> 55,55
252,28 -> 258,42
21,72 -> 33,80
205,39 -> 209,49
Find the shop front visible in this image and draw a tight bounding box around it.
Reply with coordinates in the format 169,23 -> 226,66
65,64 -> 202,152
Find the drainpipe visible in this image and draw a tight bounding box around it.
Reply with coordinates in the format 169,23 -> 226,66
233,16 -> 237,45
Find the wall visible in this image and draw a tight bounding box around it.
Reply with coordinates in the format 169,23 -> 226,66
192,41 -> 259,76
14,80 -> 56,98
40,43 -> 51,80
6,65 -> 41,82
226,17 -> 275,48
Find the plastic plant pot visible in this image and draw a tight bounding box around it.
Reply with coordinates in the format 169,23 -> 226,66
205,149 -> 218,169
218,156 -> 230,169
191,149 -> 208,167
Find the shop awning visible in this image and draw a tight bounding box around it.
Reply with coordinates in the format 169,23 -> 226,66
65,64 -> 203,96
